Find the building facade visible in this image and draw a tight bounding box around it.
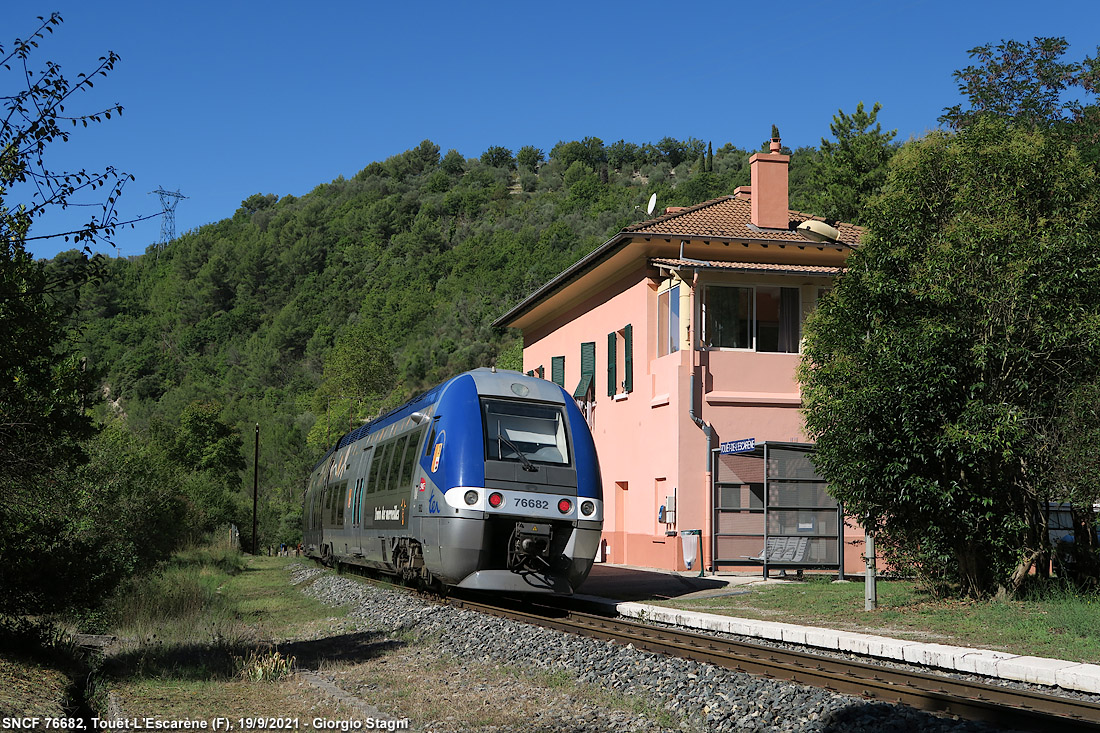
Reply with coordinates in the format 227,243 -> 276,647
495,140 -> 867,573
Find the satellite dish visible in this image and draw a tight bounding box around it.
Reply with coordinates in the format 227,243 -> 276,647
797,219 -> 840,243
646,193 -> 657,216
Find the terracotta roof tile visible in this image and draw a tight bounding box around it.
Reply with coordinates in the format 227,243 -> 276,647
650,257 -> 844,276
627,196 -> 862,246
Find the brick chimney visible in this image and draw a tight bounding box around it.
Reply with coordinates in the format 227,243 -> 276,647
748,133 -> 790,229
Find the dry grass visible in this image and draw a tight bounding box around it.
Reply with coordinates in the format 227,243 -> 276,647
110,675 -> 355,720
0,653 -> 72,716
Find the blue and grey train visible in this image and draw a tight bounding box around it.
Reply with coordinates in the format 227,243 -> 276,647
303,367 -> 604,594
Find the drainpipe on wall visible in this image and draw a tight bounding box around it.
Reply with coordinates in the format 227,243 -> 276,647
689,372 -> 714,573
687,269 -> 715,573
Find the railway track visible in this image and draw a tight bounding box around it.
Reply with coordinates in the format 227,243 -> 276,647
448,593 -> 1100,733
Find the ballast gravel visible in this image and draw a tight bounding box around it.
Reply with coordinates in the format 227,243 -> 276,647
287,564 -> 1002,732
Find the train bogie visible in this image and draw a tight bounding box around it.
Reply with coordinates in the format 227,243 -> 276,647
303,368 -> 604,594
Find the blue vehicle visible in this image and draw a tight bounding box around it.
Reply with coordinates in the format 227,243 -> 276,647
303,367 -> 604,594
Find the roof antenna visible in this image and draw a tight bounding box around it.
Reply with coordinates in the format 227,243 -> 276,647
635,192 -> 658,218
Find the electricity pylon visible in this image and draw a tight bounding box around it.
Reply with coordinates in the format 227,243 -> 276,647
150,186 -> 187,249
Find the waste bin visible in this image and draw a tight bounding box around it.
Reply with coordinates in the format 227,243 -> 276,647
680,529 -> 702,575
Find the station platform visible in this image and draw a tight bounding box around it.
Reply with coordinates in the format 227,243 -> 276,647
575,563 -> 1100,695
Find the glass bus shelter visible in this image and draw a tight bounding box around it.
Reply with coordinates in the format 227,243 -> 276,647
712,441 -> 844,578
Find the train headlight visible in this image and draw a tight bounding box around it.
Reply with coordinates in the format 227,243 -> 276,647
488,492 -> 504,508
464,490 -> 479,506
580,500 -> 595,516
557,498 -> 573,514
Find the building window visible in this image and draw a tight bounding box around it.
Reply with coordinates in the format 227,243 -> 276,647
657,281 -> 680,357
607,325 -> 633,396
702,285 -> 800,353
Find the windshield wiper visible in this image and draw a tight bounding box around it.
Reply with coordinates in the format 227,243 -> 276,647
498,431 -> 538,472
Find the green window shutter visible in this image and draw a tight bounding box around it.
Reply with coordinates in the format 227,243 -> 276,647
572,373 -> 592,399
581,342 -> 595,377
537,365 -> 544,379
624,324 -> 633,393
607,332 -> 617,396
526,370 -> 534,377
551,356 -> 565,387
574,342 -> 596,399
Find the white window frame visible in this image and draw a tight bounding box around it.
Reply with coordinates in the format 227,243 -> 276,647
700,282 -> 802,354
657,279 -> 681,358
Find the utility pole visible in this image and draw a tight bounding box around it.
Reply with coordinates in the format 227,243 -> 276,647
252,423 -> 259,555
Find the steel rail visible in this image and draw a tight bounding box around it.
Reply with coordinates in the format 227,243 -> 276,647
449,596 -> 1100,733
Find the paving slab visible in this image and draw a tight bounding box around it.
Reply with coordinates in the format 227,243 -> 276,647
956,650 -> 1019,676
997,655 -> 1082,686
1056,663 -> 1100,694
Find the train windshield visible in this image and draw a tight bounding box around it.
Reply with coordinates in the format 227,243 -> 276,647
482,399 -> 570,466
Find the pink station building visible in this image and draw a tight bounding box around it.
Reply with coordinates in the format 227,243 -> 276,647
495,139 -> 868,576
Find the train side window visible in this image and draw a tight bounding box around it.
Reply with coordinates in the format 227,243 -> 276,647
368,441 -> 388,493
384,435 -> 407,492
336,481 -> 348,525
399,432 -> 419,488
381,437 -> 398,492
394,433 -> 413,489
375,441 -> 394,493
424,424 -> 436,457
352,478 -> 363,524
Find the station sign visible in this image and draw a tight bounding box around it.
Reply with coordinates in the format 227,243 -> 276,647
720,437 -> 756,454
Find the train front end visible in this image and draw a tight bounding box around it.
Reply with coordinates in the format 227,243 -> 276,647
424,368 -> 603,594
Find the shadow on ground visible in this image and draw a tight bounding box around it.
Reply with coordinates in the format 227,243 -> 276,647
280,629 -> 407,668
102,629 -> 408,682
576,565 -> 729,601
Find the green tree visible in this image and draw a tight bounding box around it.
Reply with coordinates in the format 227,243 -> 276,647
480,145 -> 515,170
805,102 -> 897,224
167,400 -> 245,533
1,15 -> 140,610
941,37 -> 1100,161
308,320 -> 396,451
440,148 -> 466,175
1,14 -> 129,484
1,424 -> 187,615
516,145 -> 544,172
799,117 -> 1100,597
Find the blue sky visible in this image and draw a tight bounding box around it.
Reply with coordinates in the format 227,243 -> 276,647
11,0 -> 1100,259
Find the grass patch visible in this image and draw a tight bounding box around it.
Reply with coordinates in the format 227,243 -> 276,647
0,617 -> 87,717
654,575 -> 1100,662
100,551 -> 345,716
112,676 -> 354,720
